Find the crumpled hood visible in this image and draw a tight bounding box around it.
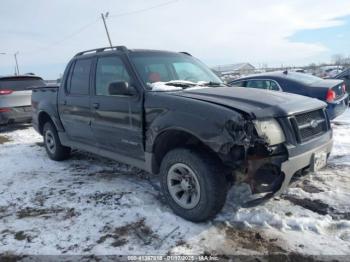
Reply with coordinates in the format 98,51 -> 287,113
173,87 -> 326,118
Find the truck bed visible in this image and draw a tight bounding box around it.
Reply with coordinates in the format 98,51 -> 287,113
31,85 -> 60,133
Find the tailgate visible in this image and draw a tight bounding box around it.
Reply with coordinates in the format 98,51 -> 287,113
0,90 -> 32,108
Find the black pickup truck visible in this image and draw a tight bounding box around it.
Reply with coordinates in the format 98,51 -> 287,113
32,46 -> 333,222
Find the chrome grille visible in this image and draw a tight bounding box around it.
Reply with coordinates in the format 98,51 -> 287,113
293,109 -> 327,142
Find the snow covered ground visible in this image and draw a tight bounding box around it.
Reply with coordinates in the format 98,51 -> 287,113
0,109 -> 350,257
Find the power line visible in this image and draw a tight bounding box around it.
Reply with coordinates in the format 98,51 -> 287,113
21,17 -> 100,55
109,0 -> 179,18
19,0 -> 180,56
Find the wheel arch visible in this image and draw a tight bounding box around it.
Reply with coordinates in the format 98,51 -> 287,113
150,128 -> 223,174
38,111 -> 54,135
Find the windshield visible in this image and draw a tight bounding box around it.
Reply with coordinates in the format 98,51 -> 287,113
130,52 -> 223,91
286,72 -> 322,85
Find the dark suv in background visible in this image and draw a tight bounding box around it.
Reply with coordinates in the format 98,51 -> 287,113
0,75 -> 45,126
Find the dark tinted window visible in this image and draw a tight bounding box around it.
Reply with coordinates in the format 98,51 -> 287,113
95,56 -> 131,96
69,59 -> 92,95
269,81 -> 280,91
230,81 -> 245,87
0,77 -> 45,91
246,80 -> 280,91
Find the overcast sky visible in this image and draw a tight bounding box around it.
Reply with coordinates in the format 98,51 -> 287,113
0,0 -> 350,79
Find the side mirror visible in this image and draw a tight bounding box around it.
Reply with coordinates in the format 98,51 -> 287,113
108,81 -> 136,96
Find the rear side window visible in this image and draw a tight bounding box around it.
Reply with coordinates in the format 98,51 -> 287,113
246,80 -> 280,91
230,81 -> 245,87
69,59 -> 92,95
0,77 -> 45,91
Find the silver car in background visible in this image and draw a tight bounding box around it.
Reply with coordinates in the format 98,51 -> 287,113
0,75 -> 46,126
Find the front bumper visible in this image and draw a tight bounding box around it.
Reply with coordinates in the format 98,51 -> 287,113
275,137 -> 333,195
243,136 -> 333,207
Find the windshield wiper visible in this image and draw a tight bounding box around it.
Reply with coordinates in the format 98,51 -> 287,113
164,80 -> 197,89
198,81 -> 225,87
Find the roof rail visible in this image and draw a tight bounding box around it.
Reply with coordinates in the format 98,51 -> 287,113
75,46 -> 128,57
179,51 -> 192,56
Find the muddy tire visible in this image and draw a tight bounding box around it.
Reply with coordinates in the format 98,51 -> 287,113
43,121 -> 71,161
160,148 -> 228,222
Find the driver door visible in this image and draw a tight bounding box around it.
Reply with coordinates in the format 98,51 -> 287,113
90,55 -> 144,160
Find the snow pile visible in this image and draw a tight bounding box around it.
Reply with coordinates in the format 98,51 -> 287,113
0,109 -> 350,255
147,80 -> 213,91
332,108 -> 350,125
147,81 -> 182,91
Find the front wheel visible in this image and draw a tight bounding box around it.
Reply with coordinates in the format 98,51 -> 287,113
43,121 -> 71,161
160,148 -> 228,222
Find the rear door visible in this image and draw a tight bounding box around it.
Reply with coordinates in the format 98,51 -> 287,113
0,77 -> 45,108
90,55 -> 144,160
58,58 -> 95,144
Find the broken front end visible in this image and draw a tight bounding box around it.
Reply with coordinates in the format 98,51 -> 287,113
223,108 -> 333,204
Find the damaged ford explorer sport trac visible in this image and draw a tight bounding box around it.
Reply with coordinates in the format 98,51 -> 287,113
31,46 -> 333,222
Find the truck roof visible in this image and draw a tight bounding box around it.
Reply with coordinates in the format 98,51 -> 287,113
74,45 -> 191,58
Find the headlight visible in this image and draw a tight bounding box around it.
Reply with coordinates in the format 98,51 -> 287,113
254,118 -> 285,146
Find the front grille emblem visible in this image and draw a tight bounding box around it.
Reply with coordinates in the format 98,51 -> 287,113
309,119 -> 318,128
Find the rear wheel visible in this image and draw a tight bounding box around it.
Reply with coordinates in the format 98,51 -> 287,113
160,148 -> 228,222
43,121 -> 71,161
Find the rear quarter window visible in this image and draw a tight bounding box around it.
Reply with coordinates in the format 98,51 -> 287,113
68,59 -> 92,95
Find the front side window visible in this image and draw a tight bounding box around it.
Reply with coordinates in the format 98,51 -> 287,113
69,59 -> 92,95
95,56 -> 131,96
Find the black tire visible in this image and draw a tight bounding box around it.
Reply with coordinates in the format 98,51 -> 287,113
43,121 -> 71,161
160,148 -> 228,222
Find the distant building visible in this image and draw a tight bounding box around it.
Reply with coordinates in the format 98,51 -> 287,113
212,63 -> 256,77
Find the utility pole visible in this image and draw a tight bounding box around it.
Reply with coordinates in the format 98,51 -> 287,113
14,52 -> 20,75
101,12 -> 113,47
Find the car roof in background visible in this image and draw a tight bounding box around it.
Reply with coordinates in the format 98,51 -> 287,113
231,71 -> 300,80
334,68 -> 350,79
230,71 -> 323,83
0,75 -> 43,81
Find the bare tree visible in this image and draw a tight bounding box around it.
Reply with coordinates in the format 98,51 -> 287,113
332,54 -> 345,66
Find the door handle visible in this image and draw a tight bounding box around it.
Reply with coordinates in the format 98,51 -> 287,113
92,102 -> 100,109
